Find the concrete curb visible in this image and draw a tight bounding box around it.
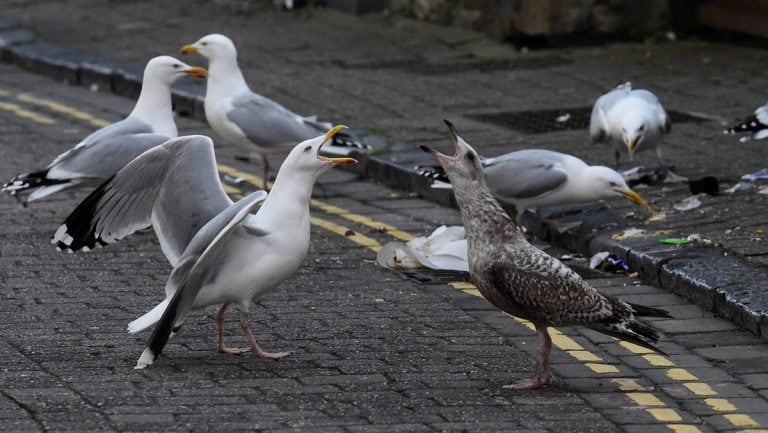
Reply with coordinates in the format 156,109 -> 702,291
1,22 -> 765,342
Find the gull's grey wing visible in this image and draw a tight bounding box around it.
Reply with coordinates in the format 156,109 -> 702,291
135,191 -> 269,368
483,150 -> 568,200
226,92 -> 319,148
52,135 -> 232,266
47,132 -> 171,180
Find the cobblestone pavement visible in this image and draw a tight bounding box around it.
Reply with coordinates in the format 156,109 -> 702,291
1,60 -> 768,432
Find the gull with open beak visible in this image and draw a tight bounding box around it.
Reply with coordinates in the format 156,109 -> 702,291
2,56 -> 207,202
418,146 -> 653,231
420,120 -> 670,390
52,127 -> 355,369
589,82 -> 671,167
180,33 -> 367,189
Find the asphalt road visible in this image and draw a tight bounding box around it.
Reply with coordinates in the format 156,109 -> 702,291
1,63 -> 768,433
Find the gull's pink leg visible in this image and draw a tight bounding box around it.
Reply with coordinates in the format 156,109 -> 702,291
216,304 -> 250,355
240,311 -> 291,360
504,324 -> 552,390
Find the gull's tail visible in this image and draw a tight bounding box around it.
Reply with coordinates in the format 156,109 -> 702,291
2,168 -> 74,201
128,298 -> 171,334
723,116 -> 768,142
415,165 -> 449,183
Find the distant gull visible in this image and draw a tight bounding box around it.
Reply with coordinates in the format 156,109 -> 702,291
2,56 -> 207,202
590,82 -> 671,166
418,149 -> 653,228
180,33 -> 367,188
724,101 -> 768,142
420,120 -> 671,389
53,129 -> 356,368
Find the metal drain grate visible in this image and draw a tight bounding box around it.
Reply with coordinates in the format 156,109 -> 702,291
469,106 -> 708,134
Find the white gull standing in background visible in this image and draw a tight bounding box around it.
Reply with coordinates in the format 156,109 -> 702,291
2,56 -> 207,202
420,120 -> 671,389
180,33 -> 367,188
52,128 -> 356,368
418,148 -> 653,229
590,82 -> 671,167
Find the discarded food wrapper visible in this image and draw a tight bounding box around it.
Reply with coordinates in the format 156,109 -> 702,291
741,168 -> 768,182
376,225 -> 468,272
659,237 -> 691,245
673,195 -> 701,211
725,182 -> 753,194
688,176 -> 719,195
556,113 -> 571,123
589,251 -> 630,273
612,227 -> 646,240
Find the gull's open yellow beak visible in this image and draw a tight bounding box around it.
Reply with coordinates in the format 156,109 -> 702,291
180,44 -> 197,55
620,189 -> 654,213
318,125 -> 357,164
184,66 -> 207,79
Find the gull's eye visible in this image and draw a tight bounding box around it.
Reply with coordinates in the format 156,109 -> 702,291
465,152 -> 475,162
609,181 -> 618,187
638,124 -> 645,131
172,64 -> 180,69
304,145 -> 312,153
200,41 -> 208,46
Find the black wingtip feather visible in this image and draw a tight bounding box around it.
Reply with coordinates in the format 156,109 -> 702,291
53,176 -> 113,252
2,168 -> 68,195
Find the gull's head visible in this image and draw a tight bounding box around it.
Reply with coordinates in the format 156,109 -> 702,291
620,113 -> 647,158
419,120 -> 484,188
282,125 -> 357,176
180,34 -> 237,62
143,56 -> 207,86
587,166 -> 653,213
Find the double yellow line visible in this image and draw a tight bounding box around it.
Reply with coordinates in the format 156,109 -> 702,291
10,89 -> 766,433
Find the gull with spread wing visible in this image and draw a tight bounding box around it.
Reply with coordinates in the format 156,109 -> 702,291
53,128 -> 355,369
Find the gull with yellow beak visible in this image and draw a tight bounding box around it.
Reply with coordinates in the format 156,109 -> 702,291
2,56 -> 207,202
180,33 -> 367,188
590,82 -> 671,167
419,148 -> 653,231
52,128 -> 356,368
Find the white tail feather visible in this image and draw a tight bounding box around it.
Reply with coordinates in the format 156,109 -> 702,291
127,298 -> 171,333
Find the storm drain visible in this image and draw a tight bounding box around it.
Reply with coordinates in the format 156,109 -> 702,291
469,106 -> 709,134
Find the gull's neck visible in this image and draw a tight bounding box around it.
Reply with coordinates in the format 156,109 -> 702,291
255,167 -> 316,230
130,77 -> 177,137
207,55 -> 250,98
451,177 -> 526,250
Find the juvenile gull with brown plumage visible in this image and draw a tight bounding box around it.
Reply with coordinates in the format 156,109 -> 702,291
420,120 -> 671,390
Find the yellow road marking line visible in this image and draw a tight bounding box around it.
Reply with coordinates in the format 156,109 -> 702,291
684,382 -> 717,396
644,354 -> 676,366
704,398 -> 736,412
667,368 -> 698,381
36,95 -> 759,432
16,93 -> 111,128
723,414 -> 759,428
309,217 -> 382,252
628,392 -> 666,407
0,101 -> 57,124
667,425 -> 703,433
